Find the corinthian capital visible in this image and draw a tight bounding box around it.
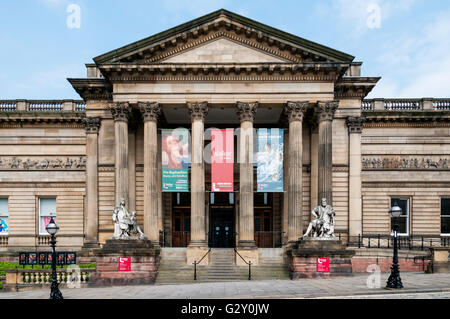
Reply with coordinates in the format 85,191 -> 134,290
346,117 -> 366,134
316,101 -> 339,122
84,117 -> 101,134
188,102 -> 209,120
110,102 -> 131,122
139,102 -> 161,122
285,101 -> 309,123
236,102 -> 258,123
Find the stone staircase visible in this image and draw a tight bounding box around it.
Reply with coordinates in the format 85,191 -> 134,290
155,248 -> 289,285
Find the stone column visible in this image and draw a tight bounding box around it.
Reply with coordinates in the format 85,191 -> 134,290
310,119 -> 319,211
285,102 -> 308,242
139,102 -> 161,244
236,102 -> 258,257
84,117 -> 101,248
157,131 -> 163,235
188,102 -> 208,247
316,101 -> 338,205
110,103 -> 131,206
186,102 -> 209,265
128,124 -> 137,213
347,117 -> 365,237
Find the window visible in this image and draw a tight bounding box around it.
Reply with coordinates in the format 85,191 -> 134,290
441,199 -> 450,235
0,198 -> 8,235
391,198 -> 410,236
39,198 -> 56,235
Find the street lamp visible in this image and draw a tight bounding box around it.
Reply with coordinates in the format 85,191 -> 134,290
386,202 -> 403,289
46,217 -> 63,299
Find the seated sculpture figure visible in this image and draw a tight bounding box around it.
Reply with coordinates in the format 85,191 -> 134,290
112,198 -> 146,239
303,198 -> 336,238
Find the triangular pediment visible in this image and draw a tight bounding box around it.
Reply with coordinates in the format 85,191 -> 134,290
161,38 -> 288,63
93,9 -> 354,65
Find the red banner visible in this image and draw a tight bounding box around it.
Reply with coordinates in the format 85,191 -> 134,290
211,129 -> 234,192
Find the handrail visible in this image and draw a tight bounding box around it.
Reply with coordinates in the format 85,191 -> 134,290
234,248 -> 252,280
193,248 -> 211,281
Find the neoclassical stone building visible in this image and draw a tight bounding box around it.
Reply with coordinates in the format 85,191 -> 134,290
1,10 -> 449,265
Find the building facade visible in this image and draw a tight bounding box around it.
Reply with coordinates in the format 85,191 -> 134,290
1,10 -> 449,262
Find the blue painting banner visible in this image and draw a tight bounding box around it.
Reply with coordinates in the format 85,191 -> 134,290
256,129 -> 284,192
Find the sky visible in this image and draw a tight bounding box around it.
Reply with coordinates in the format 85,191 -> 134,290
0,0 -> 449,100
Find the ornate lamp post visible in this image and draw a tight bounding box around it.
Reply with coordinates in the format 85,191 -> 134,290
46,217 -> 63,299
386,202 -> 403,289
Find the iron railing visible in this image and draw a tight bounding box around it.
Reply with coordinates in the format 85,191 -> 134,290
339,234 -> 450,251
193,248 -> 211,281
234,248 -> 252,280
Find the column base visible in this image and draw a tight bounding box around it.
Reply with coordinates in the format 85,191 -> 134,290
186,246 -> 209,266
238,240 -> 257,249
82,241 -> 101,249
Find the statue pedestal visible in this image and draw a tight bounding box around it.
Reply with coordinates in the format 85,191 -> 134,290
287,238 -> 355,279
80,239 -> 160,286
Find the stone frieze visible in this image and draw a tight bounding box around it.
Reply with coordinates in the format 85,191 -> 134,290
0,157 -> 86,170
362,157 -> 450,170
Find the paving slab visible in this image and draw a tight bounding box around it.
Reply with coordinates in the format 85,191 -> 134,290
0,273 -> 449,299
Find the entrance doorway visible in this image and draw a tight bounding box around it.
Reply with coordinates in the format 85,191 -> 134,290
209,193 -> 235,248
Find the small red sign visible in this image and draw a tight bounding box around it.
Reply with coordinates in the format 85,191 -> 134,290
118,257 -> 131,272
317,258 -> 330,273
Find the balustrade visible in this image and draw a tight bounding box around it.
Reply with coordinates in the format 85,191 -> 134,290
0,100 -> 85,112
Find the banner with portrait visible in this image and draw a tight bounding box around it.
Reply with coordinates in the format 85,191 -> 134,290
256,128 -> 284,192
211,129 -> 234,193
161,129 -> 190,192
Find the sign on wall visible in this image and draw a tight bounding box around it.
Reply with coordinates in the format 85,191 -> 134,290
211,129 -> 234,192
256,129 -> 284,192
317,258 -> 330,273
118,257 -> 131,272
161,129 -> 190,192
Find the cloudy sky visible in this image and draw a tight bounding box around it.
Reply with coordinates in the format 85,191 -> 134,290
0,0 -> 449,99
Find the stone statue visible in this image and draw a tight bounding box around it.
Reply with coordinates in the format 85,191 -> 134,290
303,198 -> 336,239
112,198 -> 146,240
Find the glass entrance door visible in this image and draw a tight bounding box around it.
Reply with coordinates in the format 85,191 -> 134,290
209,207 -> 234,248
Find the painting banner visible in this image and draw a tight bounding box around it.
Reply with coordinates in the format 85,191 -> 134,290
257,128 -> 284,192
161,129 -> 190,192
211,129 -> 234,192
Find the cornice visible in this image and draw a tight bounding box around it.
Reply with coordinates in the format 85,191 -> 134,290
363,111 -> 450,126
0,112 -> 85,125
67,78 -> 113,102
334,77 -> 380,99
98,62 -> 348,83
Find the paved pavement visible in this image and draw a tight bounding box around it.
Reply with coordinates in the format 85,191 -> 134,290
1,273 -> 449,299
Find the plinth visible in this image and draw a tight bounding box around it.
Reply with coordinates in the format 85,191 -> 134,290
287,238 -> 355,279
80,239 -> 160,286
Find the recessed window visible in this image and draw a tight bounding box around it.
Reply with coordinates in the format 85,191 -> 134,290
0,198 -> 8,235
39,198 -> 56,235
441,199 -> 450,235
391,198 -> 410,236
